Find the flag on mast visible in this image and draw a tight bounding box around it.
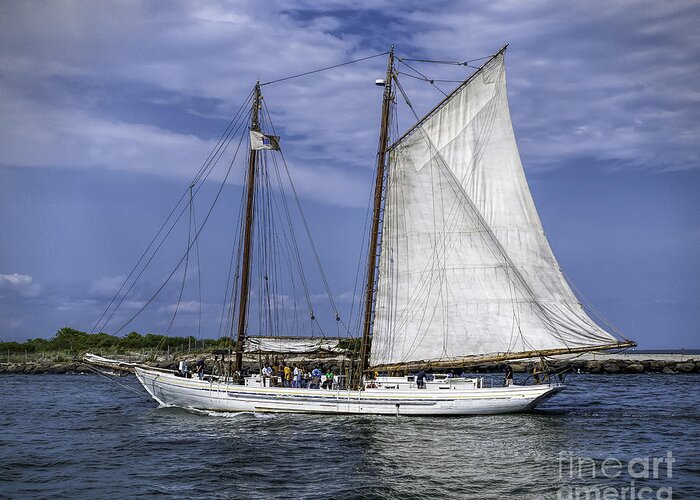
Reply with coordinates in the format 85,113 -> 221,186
250,130 -> 280,150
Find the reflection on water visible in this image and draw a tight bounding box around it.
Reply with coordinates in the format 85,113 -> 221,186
1,373 -> 698,499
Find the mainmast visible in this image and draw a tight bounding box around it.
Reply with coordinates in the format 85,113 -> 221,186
234,82 -> 261,374
357,48 -> 395,384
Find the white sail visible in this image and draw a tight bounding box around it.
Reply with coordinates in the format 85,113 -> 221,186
370,52 -> 620,368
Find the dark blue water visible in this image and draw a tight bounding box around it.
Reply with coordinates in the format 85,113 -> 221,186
1,373 -> 698,499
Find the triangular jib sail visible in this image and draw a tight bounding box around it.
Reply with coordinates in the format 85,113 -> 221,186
369,51 -> 630,370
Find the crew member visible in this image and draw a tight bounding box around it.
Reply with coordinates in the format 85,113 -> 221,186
504,364 -> 513,387
415,370 -> 427,389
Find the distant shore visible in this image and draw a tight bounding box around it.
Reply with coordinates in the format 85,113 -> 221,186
5,328 -> 697,375
1,352 -> 699,375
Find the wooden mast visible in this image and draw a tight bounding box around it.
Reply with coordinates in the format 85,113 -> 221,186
356,48 -> 394,386
234,82 -> 261,374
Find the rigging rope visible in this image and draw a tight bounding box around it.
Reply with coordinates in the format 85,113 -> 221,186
398,54 -> 493,67
110,121 -> 249,336
84,364 -> 144,396
191,187 -> 203,340
261,100 -> 346,331
92,89 -> 255,335
386,76 -> 532,360
397,59 -> 449,96
261,51 -> 389,86
217,170 -> 247,341
347,159 -> 376,337
164,191 -> 192,337
398,72 -> 464,85
389,73 -> 614,360
562,271 -> 628,340
266,142 -> 315,320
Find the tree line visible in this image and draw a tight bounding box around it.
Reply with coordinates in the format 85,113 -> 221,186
0,327 -> 234,354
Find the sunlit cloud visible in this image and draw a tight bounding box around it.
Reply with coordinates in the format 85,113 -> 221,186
1,1 -> 695,211
0,273 -> 42,298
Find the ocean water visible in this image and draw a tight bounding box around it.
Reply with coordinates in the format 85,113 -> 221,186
1,373 -> 698,499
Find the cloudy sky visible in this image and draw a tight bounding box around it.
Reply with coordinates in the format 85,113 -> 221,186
0,0 -> 698,348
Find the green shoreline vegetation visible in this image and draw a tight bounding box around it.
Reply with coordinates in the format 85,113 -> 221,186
0,327 -> 362,364
0,327 -> 234,363
1,328 -> 697,375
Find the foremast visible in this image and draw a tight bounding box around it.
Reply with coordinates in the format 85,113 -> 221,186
357,48 -> 395,386
234,82 -> 261,373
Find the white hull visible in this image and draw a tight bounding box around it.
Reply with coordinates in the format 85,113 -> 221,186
134,367 -> 564,416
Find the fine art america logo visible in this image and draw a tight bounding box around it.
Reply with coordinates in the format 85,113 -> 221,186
558,451 -> 674,500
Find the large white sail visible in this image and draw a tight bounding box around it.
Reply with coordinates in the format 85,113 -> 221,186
370,52 -> 621,368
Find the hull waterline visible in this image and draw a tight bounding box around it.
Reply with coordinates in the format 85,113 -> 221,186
135,367 -> 564,416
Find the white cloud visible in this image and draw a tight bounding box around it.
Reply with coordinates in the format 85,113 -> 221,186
0,0 -> 697,213
0,0 -> 384,207
0,273 -> 42,298
159,300 -> 203,314
391,1 -> 700,172
0,273 -> 33,286
0,90 -> 219,178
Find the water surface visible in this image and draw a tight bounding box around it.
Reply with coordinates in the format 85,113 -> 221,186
1,373 -> 698,498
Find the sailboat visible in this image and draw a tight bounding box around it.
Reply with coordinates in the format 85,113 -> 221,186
131,46 -> 635,415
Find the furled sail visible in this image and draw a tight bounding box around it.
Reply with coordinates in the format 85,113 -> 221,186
369,52 -> 627,369
244,336 -> 346,355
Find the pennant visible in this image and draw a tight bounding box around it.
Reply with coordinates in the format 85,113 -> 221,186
250,130 -> 280,150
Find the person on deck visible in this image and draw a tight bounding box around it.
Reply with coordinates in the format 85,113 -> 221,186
283,363 -> 292,387
323,369 -> 334,390
532,359 -> 546,384
504,364 -> 514,387
415,370 -> 427,389
271,363 -> 279,386
311,367 -> 322,389
195,359 -> 205,380
278,361 -> 285,385
292,365 -> 301,388
262,364 -> 273,387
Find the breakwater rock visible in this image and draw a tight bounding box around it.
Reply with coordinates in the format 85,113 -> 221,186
471,358 -> 700,375
0,361 -> 96,375
0,359 -> 249,375
1,356 -> 699,375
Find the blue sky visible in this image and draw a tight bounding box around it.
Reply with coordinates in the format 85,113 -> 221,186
0,1 -> 698,348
